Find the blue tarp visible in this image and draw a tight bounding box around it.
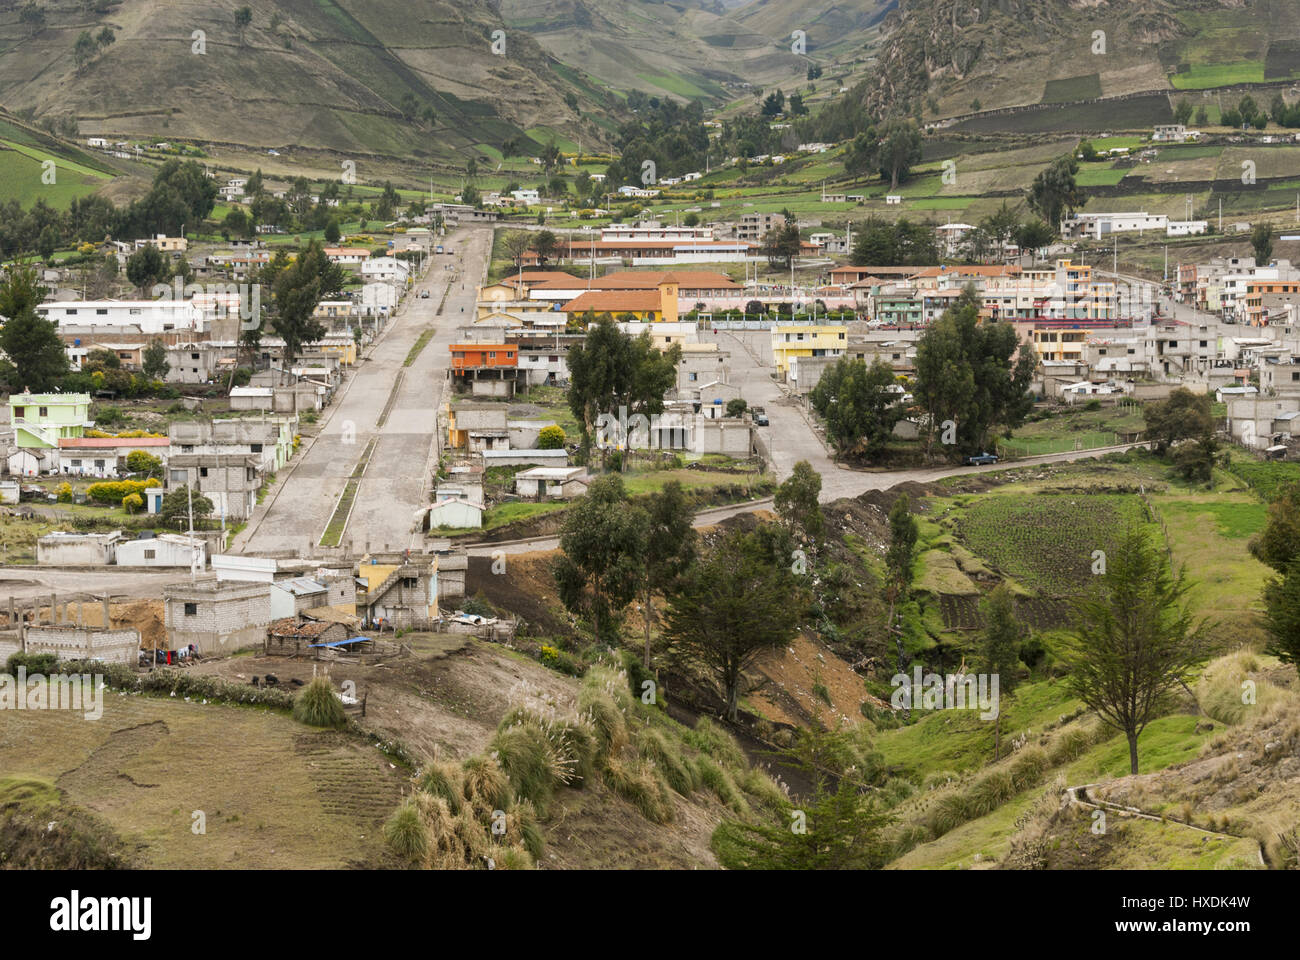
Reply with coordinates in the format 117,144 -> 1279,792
307,637 -> 370,648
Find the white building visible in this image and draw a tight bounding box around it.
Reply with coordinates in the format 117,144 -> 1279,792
361,281 -> 398,316
35,300 -> 205,333
117,534 -> 206,569
511,189 -> 540,203
1167,220 -> 1208,237
1061,212 -> 1169,240
361,257 -> 410,284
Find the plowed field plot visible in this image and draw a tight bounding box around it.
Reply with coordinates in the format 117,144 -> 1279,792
938,594 -> 1072,631
954,494 -> 1148,597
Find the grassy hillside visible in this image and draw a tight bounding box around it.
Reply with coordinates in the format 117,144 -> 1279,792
0,115 -> 125,208
0,0 -> 618,162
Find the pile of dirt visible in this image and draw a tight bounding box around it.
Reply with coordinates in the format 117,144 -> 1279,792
29,599 -> 166,650
465,551 -> 572,636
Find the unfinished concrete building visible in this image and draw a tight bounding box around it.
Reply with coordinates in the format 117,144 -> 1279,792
164,578 -> 272,653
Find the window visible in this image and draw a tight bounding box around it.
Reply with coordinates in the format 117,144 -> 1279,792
144,549 -> 156,560
688,372 -> 697,382
250,443 -> 263,453
191,353 -> 200,360
94,460 -> 105,470
199,467 -> 209,478
401,577 -> 418,589
96,308 -> 107,315
39,406 -> 49,417
170,469 -> 186,484
183,602 -> 197,616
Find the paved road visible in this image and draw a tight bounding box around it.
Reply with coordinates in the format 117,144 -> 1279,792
465,441 -> 1148,557
231,226 -> 489,555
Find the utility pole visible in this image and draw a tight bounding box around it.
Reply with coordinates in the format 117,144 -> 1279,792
186,481 -> 196,584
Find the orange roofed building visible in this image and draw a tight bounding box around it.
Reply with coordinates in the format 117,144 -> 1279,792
558,275 -> 681,323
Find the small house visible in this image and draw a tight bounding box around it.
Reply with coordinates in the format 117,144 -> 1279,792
514,466 -> 589,500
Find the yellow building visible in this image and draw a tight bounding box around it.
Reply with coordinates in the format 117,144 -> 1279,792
770,323 -> 848,376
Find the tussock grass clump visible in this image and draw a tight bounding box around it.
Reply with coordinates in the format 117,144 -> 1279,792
417,761 -> 464,815
1198,650 -> 1285,725
461,755 -> 511,815
737,766 -> 787,811
604,755 -> 675,824
491,723 -> 569,814
1047,723 -> 1105,766
494,845 -> 535,870
1009,748 -> 1049,791
578,686 -> 627,759
637,728 -> 697,796
383,800 -> 428,861
968,770 -> 1016,815
884,822 -> 932,861
921,770 -> 960,792
683,716 -> 746,769
880,777 -> 917,808
925,792 -> 974,837
292,676 -> 347,728
695,754 -> 750,816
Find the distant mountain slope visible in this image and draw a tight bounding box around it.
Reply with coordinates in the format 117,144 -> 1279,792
0,0 -> 618,159
859,0 -> 1300,118
498,0 -> 873,102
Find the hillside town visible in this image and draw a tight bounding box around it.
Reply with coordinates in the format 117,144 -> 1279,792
0,2 -> 1298,916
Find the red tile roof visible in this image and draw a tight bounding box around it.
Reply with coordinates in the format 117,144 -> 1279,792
560,290 -> 665,314
59,436 -> 170,448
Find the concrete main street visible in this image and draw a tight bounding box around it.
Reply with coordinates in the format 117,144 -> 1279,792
231,225 -> 490,555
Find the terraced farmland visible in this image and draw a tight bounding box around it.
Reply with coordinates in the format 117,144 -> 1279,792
954,493 -> 1149,597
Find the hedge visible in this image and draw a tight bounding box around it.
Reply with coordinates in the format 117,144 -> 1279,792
85,478 -> 161,504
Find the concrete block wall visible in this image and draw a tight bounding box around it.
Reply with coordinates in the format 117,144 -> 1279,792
23,626 -> 140,664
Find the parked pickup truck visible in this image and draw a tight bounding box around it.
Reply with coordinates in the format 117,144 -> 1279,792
963,452 -> 999,466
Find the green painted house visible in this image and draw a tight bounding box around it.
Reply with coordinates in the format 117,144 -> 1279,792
8,392 -> 93,449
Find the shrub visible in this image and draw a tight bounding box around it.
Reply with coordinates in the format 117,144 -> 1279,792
537,425 -> 565,449
292,677 -> 346,728
5,652 -> 60,676
124,450 -> 162,477
122,493 -> 144,514
383,800 -> 428,861
56,482 -> 73,503
85,479 -> 161,505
